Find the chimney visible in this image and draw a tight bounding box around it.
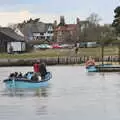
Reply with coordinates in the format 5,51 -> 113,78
54,20 -> 57,28
60,16 -> 65,26
76,17 -> 80,24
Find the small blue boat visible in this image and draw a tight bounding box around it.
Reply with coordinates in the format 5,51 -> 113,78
3,72 -> 52,89
86,64 -> 113,72
86,66 -> 98,72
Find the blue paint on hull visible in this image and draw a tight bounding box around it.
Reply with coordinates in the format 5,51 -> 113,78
86,66 -> 97,72
5,80 -> 49,89
86,64 -> 113,72
3,72 -> 52,89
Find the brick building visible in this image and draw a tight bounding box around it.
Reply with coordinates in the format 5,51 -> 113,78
54,16 -> 81,44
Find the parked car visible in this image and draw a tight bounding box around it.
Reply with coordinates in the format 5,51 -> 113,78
34,44 -> 52,49
52,44 -> 62,49
60,44 -> 74,49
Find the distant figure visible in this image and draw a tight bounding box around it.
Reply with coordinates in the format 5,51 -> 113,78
9,45 -> 13,54
75,47 -> 79,55
33,60 -> 40,74
40,62 -> 47,79
85,57 -> 95,68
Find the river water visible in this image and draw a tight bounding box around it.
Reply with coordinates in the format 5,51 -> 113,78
0,66 -> 120,120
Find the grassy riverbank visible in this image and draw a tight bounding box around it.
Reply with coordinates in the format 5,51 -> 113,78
0,46 -> 118,59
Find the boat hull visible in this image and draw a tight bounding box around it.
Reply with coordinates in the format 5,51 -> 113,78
86,64 -> 120,72
3,72 -> 52,89
86,66 -> 97,72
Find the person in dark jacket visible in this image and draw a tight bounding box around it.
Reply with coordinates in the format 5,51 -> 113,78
40,62 -> 47,79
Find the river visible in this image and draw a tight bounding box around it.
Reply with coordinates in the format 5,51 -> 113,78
0,66 -> 120,120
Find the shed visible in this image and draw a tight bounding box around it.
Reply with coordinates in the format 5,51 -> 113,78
0,27 -> 26,53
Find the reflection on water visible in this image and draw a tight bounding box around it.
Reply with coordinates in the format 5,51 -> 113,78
2,86 -> 50,98
86,72 -> 96,76
1,66 -> 120,120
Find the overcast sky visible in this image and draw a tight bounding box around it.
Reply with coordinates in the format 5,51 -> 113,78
0,0 -> 119,26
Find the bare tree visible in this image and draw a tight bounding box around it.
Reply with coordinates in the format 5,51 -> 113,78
87,13 -> 102,25
8,23 -> 17,30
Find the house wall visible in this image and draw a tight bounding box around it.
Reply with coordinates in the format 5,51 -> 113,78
7,41 -> 26,53
32,25 -> 53,41
0,33 -> 14,52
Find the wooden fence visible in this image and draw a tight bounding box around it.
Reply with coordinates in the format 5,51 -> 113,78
0,56 -> 119,66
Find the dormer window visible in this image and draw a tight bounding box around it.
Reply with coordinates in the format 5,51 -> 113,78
48,26 -> 53,31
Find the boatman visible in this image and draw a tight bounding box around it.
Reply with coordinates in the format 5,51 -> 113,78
85,57 -> 95,68
39,61 -> 47,79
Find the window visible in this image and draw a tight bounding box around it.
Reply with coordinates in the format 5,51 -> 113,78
41,36 -> 45,39
48,31 -> 53,34
47,36 -> 50,39
40,33 -> 44,35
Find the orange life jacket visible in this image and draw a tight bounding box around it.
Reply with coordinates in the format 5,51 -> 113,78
86,60 -> 95,67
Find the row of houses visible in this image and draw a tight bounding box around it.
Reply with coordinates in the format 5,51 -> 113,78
0,16 -> 114,53
15,16 -> 89,44
17,20 -> 54,41
0,16 -> 80,53
12,16 -> 110,46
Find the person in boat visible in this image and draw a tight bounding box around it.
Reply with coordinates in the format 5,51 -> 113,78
9,73 -> 15,78
9,72 -> 18,78
17,72 -> 23,78
39,61 -> 47,79
14,72 -> 18,77
33,60 -> 40,75
31,73 -> 39,82
85,57 -> 95,68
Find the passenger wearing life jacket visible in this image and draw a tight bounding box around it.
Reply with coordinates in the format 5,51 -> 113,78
33,60 -> 40,73
33,60 -> 47,80
85,57 -> 95,68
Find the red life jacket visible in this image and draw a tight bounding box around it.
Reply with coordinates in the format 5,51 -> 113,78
33,63 -> 40,72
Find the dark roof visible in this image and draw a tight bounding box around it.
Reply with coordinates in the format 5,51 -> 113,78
0,27 -> 24,41
32,22 -> 46,33
22,23 -> 33,38
55,24 -> 77,31
19,22 -> 53,37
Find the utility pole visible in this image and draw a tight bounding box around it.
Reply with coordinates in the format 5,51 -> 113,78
101,43 -> 104,66
119,45 -> 120,64
101,32 -> 105,66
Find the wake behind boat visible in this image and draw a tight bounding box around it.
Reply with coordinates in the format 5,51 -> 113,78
3,71 -> 52,89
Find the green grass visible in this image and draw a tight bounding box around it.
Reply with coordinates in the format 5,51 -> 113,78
0,47 -> 119,59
